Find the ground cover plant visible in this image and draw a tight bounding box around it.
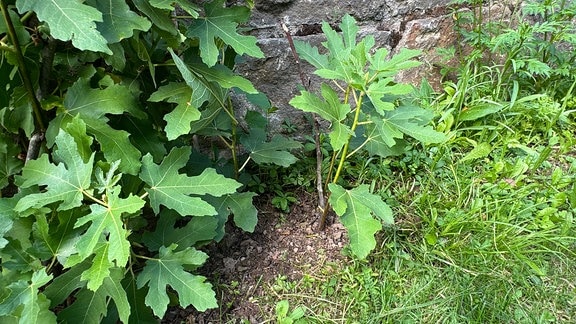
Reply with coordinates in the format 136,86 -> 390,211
247,0 -> 576,321
1,0 -> 575,323
0,0 -> 302,322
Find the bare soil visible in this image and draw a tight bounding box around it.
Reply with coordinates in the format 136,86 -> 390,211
162,190 -> 349,323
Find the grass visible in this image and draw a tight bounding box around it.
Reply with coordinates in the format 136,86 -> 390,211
237,0 -> 576,321
250,126 -> 576,322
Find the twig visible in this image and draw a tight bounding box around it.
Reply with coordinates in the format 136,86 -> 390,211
281,20 -> 328,230
0,0 -> 45,132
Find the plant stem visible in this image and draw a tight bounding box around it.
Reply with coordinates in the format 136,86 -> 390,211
281,21 -> 326,219
0,0 -> 45,132
318,92 -> 365,230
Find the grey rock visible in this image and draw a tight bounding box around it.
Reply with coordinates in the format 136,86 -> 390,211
235,0 -> 458,132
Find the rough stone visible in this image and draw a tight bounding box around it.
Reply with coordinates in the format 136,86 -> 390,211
235,0 -> 460,131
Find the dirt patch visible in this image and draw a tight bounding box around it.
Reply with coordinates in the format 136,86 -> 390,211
162,190 -> 349,323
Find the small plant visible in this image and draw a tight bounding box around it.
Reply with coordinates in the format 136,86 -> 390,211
0,0 -> 300,322
288,14 -> 445,258
275,300 -> 306,324
271,190 -> 298,213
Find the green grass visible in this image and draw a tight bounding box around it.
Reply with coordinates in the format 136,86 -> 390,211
249,0 -> 576,320
254,135 -> 576,322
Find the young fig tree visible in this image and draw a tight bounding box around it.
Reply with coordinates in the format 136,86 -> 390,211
289,14 -> 445,258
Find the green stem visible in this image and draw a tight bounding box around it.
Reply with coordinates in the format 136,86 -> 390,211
0,0 -> 45,131
331,92 -> 364,184
318,91 -> 365,230
0,10 -> 33,44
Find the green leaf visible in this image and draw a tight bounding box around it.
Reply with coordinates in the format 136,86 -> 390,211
47,75 -> 144,174
329,122 -> 353,151
86,0 -> 151,43
73,187 -> 145,273
168,48 -> 213,109
459,101 -> 504,121
340,14 -> 359,49
123,275 -> 157,324
0,134 -> 23,190
328,184 -> 386,259
140,146 -> 241,216
137,244 -> 217,317
0,270 -> 56,323
62,116 -> 94,162
186,0 -> 264,66
142,209 -> 218,251
44,261 -> 89,307
241,133 -> 302,167
0,86 -> 35,137
16,0 -> 111,54
57,268 -> 130,324
86,118 -> 142,175
149,82 -> 200,140
15,130 -> 94,212
369,48 -> 421,75
205,192 -> 258,232
81,244 -> 113,291
380,106 -> 445,145
32,208 -> 85,265
150,0 -> 200,18
62,74 -> 145,120
115,115 -> 167,163
460,142 -> 492,163
289,84 -> 350,122
366,78 -> 412,113
294,40 -> 329,70
165,100 -> 201,139
0,197 -> 18,249
0,7 -> 30,44
132,0 -> 178,35
189,63 -> 258,93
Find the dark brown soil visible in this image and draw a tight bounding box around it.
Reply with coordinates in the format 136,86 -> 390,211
162,190 -> 349,323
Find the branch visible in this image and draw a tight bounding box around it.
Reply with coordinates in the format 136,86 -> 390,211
0,0 -> 46,133
281,21 -> 327,229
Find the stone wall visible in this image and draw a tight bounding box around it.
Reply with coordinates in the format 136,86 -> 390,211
235,0 -> 462,129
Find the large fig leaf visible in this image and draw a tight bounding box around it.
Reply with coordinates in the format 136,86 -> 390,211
16,0 -> 111,54
0,270 -> 56,324
72,187 -> 145,282
86,0 -> 151,44
15,130 -> 94,212
329,184 -> 392,259
56,268 -> 130,323
140,146 -> 241,216
142,209 -> 219,251
137,244 -> 217,317
186,0 -> 264,66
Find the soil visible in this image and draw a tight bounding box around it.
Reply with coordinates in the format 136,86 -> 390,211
162,190 -> 349,323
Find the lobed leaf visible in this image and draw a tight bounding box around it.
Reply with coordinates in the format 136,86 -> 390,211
15,130 -> 94,212
137,244 -> 217,317
150,0 -> 200,18
57,268 -> 130,323
329,184 -> 390,259
73,187 -> 145,273
140,147 -> 241,216
241,133 -> 302,167
16,0 -> 111,54
132,0 -> 178,35
0,270 -> 55,323
142,209 -> 219,251
205,192 -> 258,233
86,0 -> 151,44
186,0 -> 264,66
294,39 -> 329,70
